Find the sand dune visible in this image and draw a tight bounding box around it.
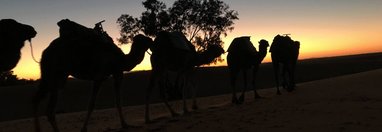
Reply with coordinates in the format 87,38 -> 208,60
1,68 -> 382,132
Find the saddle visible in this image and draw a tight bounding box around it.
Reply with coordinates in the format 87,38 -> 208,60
270,35 -> 294,53
57,19 -> 113,44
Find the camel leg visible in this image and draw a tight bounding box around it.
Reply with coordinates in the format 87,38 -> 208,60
190,70 -> 198,110
294,60 -> 298,88
159,75 -> 179,117
46,88 -> 59,132
34,78 -> 51,132
252,66 -> 261,99
290,62 -> 297,90
191,84 -> 198,110
45,74 -> 66,132
81,81 -> 102,132
34,68 -> 67,132
113,73 -> 129,128
145,73 -> 154,123
145,70 -> 164,123
273,62 -> 281,95
238,69 -> 248,104
281,64 -> 288,89
172,72 -> 189,114
181,73 -> 190,114
229,69 -> 239,104
34,100 -> 42,132
286,63 -> 295,92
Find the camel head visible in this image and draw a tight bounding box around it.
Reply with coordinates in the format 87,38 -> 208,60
194,44 -> 225,66
206,44 -> 225,58
131,34 -> 153,53
256,39 -> 270,63
294,41 -> 300,50
258,39 -> 269,53
258,39 -> 269,50
293,41 -> 300,59
121,34 -> 153,71
0,19 -> 37,47
0,19 -> 37,72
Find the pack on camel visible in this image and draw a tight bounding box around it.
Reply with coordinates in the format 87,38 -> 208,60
270,34 -> 300,94
227,36 -> 269,104
0,19 -> 37,72
145,31 -> 224,123
33,19 -> 152,132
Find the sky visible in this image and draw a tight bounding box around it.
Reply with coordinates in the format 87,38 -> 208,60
1,0 -> 382,79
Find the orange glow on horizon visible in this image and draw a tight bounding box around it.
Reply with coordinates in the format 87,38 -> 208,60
10,2 -> 382,80
3,0 -> 381,80
12,31 -> 382,80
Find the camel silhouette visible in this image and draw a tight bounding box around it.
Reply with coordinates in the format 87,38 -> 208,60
227,37 -> 269,104
33,19 -> 152,132
145,31 -> 224,123
270,34 -> 300,94
0,19 -> 36,72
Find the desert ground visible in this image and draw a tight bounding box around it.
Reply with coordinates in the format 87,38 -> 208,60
0,52 -> 382,131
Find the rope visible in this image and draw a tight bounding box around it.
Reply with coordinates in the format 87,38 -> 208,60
146,50 -> 152,56
29,41 -> 40,63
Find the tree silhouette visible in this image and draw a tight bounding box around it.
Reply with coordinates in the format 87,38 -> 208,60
117,0 -> 238,63
0,71 -> 18,86
0,71 -> 37,86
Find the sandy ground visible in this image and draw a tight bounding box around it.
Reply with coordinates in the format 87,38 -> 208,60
1,68 -> 382,132
1,52 -> 382,123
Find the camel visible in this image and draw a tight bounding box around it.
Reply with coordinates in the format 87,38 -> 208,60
270,34 -> 300,94
0,19 -> 37,72
145,31 -> 224,123
227,37 -> 269,104
33,19 -> 152,132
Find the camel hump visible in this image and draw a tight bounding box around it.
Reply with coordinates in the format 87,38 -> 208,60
169,31 -> 192,51
227,36 -> 257,53
155,31 -> 193,51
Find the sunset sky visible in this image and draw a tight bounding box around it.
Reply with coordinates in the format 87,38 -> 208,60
1,0 -> 382,79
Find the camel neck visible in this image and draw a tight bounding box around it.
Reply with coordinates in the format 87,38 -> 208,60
194,48 -> 222,66
259,48 -> 268,56
123,48 -> 147,71
256,47 -> 268,63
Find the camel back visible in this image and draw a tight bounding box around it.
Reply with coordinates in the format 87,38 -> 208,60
270,35 -> 294,53
227,36 -> 257,53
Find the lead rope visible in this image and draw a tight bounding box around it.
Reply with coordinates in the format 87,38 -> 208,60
146,50 -> 152,56
29,41 -> 40,63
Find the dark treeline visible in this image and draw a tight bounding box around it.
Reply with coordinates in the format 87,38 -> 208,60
0,71 -> 37,86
